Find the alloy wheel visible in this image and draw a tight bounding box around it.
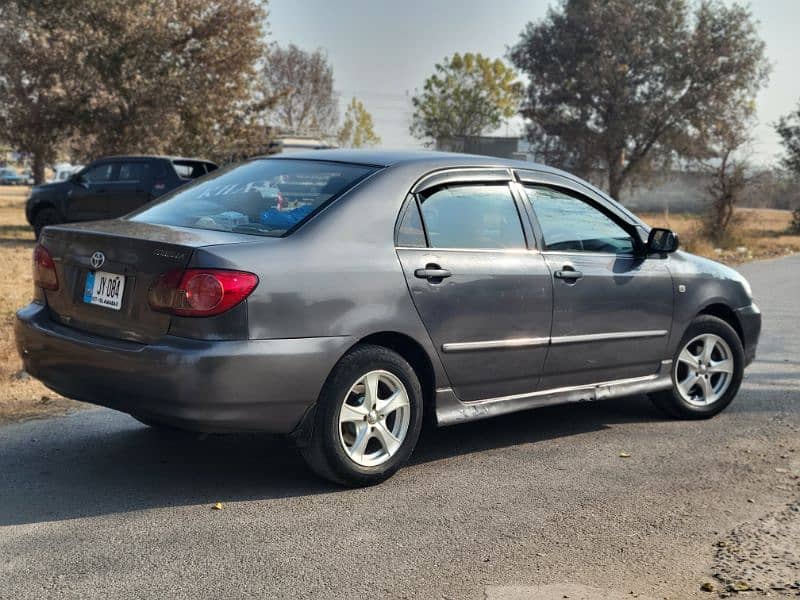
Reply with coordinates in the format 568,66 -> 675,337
338,370 -> 411,467
674,333 -> 734,407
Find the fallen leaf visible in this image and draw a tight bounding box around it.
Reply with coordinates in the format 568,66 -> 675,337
619,452 -> 631,458
731,581 -> 750,592
212,502 -> 223,510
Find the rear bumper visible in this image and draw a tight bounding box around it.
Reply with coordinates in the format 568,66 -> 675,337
735,302 -> 761,366
15,303 -> 353,433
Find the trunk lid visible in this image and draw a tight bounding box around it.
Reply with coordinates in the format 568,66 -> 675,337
39,220 -> 259,343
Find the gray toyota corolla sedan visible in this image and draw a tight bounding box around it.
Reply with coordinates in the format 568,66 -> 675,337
15,150 -> 761,485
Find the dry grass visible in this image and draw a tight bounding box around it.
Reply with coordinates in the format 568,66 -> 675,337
0,187 -> 82,423
0,190 -> 797,424
639,208 -> 800,263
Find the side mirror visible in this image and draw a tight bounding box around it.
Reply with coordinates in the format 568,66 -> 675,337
72,173 -> 88,188
647,227 -> 679,254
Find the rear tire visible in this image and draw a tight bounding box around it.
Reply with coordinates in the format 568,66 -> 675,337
33,207 -> 62,238
301,344 -> 424,486
650,315 -> 745,419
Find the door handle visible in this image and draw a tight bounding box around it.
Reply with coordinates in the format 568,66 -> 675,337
554,268 -> 583,281
414,264 -> 451,282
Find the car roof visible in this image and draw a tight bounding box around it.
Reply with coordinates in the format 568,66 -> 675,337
262,148 -> 558,172
263,149 -> 642,224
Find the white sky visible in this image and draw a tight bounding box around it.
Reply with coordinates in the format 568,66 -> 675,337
270,0 -> 800,166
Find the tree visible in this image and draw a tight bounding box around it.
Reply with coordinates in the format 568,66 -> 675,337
336,98 -> 380,148
697,105 -> 754,245
509,0 -> 769,200
0,2 -> 92,182
410,53 -> 521,143
262,44 -> 338,135
776,103 -> 800,234
776,103 -> 800,176
0,0 -> 272,183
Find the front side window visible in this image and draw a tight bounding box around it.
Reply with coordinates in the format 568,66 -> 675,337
418,184 -> 526,250
524,186 -> 635,254
132,159 -> 377,237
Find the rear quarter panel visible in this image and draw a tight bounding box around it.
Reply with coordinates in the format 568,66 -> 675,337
187,165 -> 451,386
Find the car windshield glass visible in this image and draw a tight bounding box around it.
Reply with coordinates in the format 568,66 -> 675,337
131,159 -> 378,237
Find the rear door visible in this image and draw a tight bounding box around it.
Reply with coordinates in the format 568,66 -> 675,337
519,175 -> 674,389
109,160 -> 153,215
395,170 -> 553,403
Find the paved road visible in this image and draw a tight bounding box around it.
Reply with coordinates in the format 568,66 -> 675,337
1,255 -> 799,600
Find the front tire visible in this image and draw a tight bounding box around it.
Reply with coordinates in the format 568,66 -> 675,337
301,344 -> 424,486
651,315 -> 745,419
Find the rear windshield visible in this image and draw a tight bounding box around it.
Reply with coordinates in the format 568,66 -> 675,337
132,159 -> 377,237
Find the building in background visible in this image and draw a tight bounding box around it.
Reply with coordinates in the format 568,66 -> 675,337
265,136 -> 338,155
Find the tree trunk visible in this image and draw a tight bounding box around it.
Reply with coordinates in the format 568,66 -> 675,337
32,151 -> 46,185
607,148 -> 625,201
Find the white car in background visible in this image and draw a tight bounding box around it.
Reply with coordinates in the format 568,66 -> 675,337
49,164 -> 83,183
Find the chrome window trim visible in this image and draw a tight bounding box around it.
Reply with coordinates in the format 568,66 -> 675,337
540,250 -> 637,259
395,246 -> 538,254
442,337 -> 550,353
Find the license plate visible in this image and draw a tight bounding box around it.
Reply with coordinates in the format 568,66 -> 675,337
83,271 -> 125,310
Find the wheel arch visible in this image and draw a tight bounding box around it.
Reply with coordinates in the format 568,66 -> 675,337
290,331 -> 438,447
353,331 -> 436,420
30,202 -> 62,223
697,302 -> 744,344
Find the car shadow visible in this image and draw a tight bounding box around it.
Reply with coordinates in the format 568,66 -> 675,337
0,395 -> 668,527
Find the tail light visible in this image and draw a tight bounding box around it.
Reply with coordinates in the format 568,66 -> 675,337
148,269 -> 258,317
33,244 -> 59,290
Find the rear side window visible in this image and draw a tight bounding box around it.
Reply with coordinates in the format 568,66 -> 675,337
396,199 -> 426,247
118,162 -> 145,182
172,160 -> 210,179
418,184 -> 526,250
132,159 -> 377,237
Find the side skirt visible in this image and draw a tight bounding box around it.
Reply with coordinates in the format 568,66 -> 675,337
434,360 -> 673,427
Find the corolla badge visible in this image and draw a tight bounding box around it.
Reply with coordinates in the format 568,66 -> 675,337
90,251 -> 105,270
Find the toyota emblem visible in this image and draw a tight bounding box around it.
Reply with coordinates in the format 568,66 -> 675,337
90,251 -> 105,270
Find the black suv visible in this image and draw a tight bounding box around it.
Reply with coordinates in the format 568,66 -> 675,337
26,155 -> 218,236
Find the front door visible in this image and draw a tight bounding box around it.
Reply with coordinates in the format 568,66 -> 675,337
396,180 -> 553,402
67,162 -> 115,221
521,183 -> 674,389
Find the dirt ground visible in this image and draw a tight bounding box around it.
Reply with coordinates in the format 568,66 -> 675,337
0,186 -> 798,424
0,187 -> 82,423
640,208 -> 800,263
